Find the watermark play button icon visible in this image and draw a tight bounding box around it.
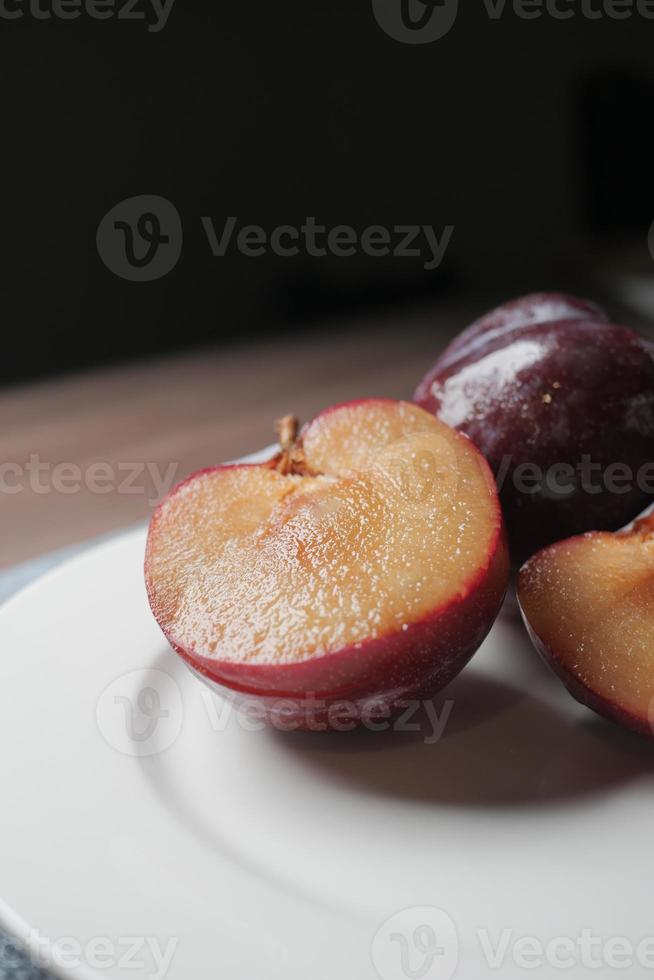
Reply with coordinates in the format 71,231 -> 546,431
372,0 -> 458,43
97,194 -> 182,281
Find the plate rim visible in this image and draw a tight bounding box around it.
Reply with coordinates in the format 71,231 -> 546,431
0,444 -> 278,980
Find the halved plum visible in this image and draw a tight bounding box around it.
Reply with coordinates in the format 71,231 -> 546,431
517,509 -> 654,739
146,399 -> 509,729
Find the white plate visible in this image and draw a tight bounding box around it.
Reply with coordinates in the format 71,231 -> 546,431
2,449 -> 654,980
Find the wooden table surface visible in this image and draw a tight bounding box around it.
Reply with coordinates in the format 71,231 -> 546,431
1,301 -> 471,570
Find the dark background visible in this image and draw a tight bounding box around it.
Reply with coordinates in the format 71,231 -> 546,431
2,0 -> 654,385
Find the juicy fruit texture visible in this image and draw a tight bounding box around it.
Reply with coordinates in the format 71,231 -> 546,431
517,513 -> 654,738
146,400 -> 509,728
415,293 -> 654,565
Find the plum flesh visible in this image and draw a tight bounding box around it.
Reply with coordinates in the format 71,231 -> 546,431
145,400 -> 509,729
517,510 -> 654,739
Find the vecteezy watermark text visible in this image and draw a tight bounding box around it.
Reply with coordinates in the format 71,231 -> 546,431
373,0 -> 654,44
496,453 -> 654,497
96,195 -> 455,281
478,928 -> 654,971
0,455 -> 178,505
96,666 -> 457,757
202,216 -> 454,271
0,0 -> 175,30
21,929 -> 178,980
201,690 -> 454,742
372,906 -> 654,979
483,0 -> 654,19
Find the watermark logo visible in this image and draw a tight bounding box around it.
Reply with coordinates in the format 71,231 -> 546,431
96,668 -> 183,756
380,432 -> 460,506
374,0 -> 654,42
371,906 -> 459,980
372,0 -> 458,43
97,195 -> 182,282
372,908 -> 654,975
97,202 -> 454,281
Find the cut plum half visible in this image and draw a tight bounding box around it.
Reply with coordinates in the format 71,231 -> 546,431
146,399 -> 509,729
517,510 -> 654,739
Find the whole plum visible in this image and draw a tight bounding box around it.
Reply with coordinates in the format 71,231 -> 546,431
415,294 -> 654,565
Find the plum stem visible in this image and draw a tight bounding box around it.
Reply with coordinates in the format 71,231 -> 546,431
276,414 -> 299,454
273,415 -> 317,477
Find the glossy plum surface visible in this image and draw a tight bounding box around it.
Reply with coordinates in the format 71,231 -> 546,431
415,294 -> 654,564
517,508 -> 654,739
146,400 -> 509,730
436,292 -> 609,373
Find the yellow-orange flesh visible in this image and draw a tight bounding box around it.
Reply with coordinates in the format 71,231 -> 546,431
519,525 -> 654,721
146,401 -> 501,665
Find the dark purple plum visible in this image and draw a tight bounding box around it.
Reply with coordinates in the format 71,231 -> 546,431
437,292 -> 609,373
415,294 -> 654,565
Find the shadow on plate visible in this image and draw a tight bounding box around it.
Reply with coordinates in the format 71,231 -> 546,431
270,669 -> 654,809
147,643 -> 654,813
